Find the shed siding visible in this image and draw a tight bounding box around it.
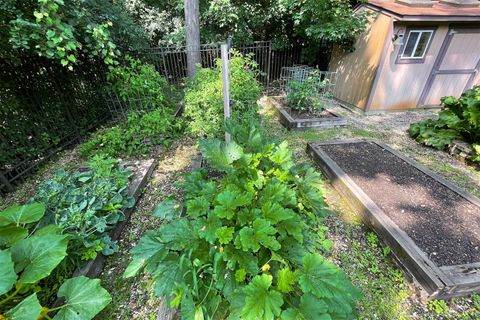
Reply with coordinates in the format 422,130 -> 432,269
368,24 -> 449,111
329,9 -> 391,110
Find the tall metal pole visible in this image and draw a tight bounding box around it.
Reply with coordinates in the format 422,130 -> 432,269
184,0 -> 201,78
221,43 -> 231,143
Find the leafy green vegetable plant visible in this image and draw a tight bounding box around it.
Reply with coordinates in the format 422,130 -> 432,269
184,51 -> 261,137
408,86 -> 480,161
124,125 -> 361,319
79,108 -> 181,158
286,74 -> 327,114
33,156 -> 134,263
0,203 -> 111,319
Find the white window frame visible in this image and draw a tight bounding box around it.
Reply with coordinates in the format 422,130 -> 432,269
401,29 -> 434,59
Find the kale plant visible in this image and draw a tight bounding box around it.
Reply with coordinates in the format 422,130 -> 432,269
33,156 -> 134,263
124,125 -> 361,319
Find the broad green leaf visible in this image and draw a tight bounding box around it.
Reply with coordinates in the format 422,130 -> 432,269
277,268 -> 297,293
186,196 -> 210,218
153,198 -> 179,221
261,202 -> 294,224
269,141 -> 292,167
0,249 -> 17,295
277,216 -> 304,243
214,187 -> 252,220
0,203 -> 45,227
159,219 -> 196,250
33,224 -> 63,236
124,230 -> 165,278
280,294 -> 330,320
215,226 -> 234,244
53,276 -> 111,320
242,274 -> 283,320
199,139 -> 244,171
153,253 -> 184,296
0,226 -> 28,247
198,212 -> 222,243
5,293 -> 42,320
298,253 -> 361,316
238,218 -> 280,252
10,233 -> 68,284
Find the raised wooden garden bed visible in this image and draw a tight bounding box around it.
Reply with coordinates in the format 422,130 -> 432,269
269,96 -> 347,130
307,139 -> 480,299
72,159 -> 156,279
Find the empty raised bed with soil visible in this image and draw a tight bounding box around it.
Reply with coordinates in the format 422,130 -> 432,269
307,139 -> 480,299
269,96 -> 347,130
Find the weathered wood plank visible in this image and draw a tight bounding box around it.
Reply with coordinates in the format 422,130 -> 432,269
269,96 -> 347,131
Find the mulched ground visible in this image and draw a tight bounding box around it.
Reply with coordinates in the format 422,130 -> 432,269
320,141 -> 480,267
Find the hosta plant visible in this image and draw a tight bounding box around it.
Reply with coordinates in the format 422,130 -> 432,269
33,156 -> 135,263
124,126 -> 361,319
0,203 -> 111,319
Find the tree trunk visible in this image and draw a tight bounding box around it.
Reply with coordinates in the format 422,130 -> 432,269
184,0 -> 201,78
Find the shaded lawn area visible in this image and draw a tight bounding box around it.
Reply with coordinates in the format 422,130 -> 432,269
259,97 -> 480,320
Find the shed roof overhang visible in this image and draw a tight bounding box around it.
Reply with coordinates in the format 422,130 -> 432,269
362,0 -> 480,22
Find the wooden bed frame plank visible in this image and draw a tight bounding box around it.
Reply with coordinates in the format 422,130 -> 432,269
269,96 -> 347,130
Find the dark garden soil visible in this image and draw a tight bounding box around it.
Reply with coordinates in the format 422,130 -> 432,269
321,141 -> 480,267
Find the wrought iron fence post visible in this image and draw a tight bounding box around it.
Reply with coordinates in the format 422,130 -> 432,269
266,41 -> 272,95
0,171 -> 14,192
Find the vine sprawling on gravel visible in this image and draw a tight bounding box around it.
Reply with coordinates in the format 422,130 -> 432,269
124,125 -> 361,319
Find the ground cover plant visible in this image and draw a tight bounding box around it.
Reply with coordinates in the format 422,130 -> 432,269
124,125 -> 361,319
184,51 -> 261,138
79,56 -> 181,159
0,203 -> 111,319
32,156 -> 134,264
408,86 -> 480,162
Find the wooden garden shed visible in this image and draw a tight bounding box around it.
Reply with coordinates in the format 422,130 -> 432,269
329,0 -> 480,112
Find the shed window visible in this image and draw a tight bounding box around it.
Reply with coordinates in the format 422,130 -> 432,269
401,30 -> 433,59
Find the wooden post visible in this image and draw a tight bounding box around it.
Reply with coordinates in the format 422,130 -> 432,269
184,0 -> 201,78
221,43 -> 231,143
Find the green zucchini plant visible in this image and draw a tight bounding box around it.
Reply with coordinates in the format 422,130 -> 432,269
408,86 -> 480,162
0,203 -> 111,320
124,126 -> 361,319
33,156 -> 135,264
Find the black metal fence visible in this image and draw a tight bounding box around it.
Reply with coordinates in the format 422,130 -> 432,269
136,41 -> 303,91
0,56 -> 109,195
1,41 -> 305,195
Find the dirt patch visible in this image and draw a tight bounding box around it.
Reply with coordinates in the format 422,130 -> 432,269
321,141 -> 480,266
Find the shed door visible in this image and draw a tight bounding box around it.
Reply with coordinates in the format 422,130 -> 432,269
420,28 -> 480,106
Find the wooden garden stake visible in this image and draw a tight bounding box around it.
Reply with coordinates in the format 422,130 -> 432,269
221,43 -> 231,143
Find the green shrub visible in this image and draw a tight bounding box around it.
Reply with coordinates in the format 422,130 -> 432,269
33,156 -> 134,263
0,203 -> 111,319
79,108 -> 181,158
184,51 -> 261,137
286,74 -> 327,113
408,86 -> 480,161
124,125 -> 361,319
